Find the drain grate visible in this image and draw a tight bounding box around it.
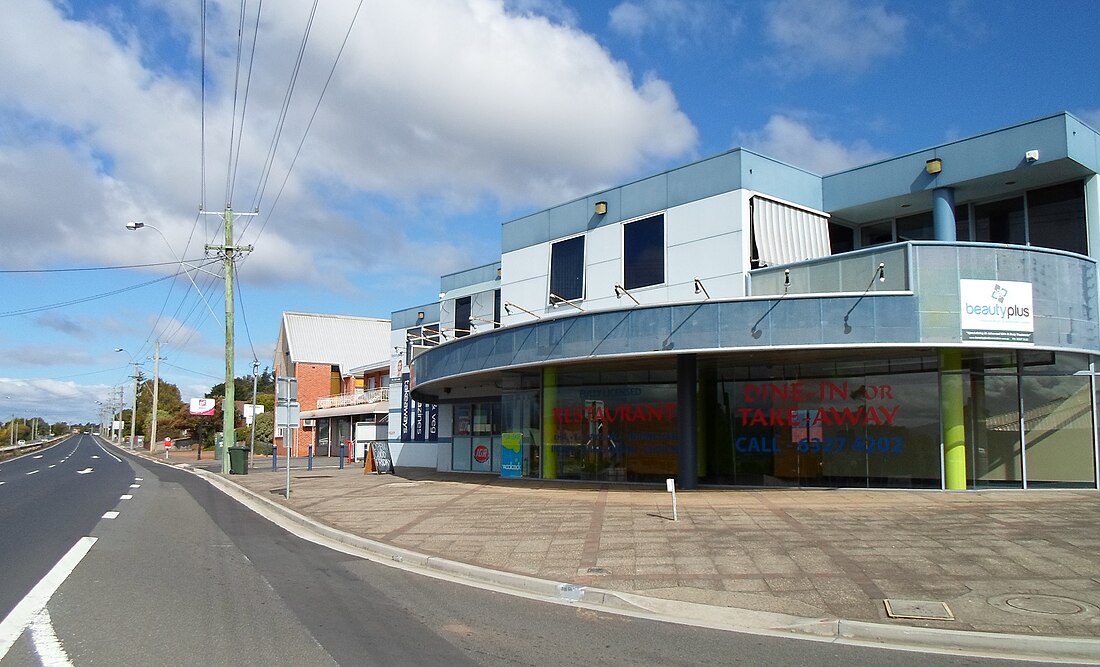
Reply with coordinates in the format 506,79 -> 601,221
883,599 -> 954,621
585,567 -> 610,575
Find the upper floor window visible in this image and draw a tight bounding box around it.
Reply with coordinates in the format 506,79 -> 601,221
623,214 -> 665,290
549,235 -> 585,301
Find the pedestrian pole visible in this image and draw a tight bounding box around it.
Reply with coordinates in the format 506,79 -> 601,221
666,478 -> 678,521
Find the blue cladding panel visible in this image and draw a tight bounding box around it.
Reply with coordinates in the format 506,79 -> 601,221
621,175 -> 668,221
392,303 -> 440,329
441,263 -> 500,292
824,114 -> 1078,211
502,210 -> 550,253
668,152 -> 741,207
548,198 -> 590,241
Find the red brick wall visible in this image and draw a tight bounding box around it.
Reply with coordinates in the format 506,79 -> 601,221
289,363 -> 331,456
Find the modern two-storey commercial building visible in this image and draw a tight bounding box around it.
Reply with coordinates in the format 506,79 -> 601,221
388,112 -> 1100,490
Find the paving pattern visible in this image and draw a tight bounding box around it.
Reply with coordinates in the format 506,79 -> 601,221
179,452 -> 1100,638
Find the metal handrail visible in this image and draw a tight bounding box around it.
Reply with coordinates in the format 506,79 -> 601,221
315,387 -> 389,410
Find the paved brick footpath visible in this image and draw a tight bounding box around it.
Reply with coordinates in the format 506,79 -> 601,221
178,453 -> 1100,638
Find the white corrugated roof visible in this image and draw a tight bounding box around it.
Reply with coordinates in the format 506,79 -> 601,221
280,312 -> 391,375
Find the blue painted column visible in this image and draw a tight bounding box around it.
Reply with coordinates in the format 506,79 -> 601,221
932,187 -> 956,241
677,354 -> 698,490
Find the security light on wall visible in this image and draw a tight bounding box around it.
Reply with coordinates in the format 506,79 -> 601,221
1025,149 -> 1039,163
693,277 -> 710,300
925,158 -> 942,174
594,201 -> 608,215
613,283 -> 640,305
549,293 -> 585,311
504,302 -> 541,319
417,311 -> 425,320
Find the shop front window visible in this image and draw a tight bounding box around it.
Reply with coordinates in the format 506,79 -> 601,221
541,369 -> 677,483
452,402 -> 500,472
701,354 -> 942,488
1021,352 -> 1094,487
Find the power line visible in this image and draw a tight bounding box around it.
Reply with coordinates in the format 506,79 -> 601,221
248,0 -> 320,213
244,0 -> 364,244
0,258 -> 210,274
0,273 -> 182,318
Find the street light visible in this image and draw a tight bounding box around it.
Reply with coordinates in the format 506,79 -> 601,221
116,348 -> 140,450
125,222 -> 221,324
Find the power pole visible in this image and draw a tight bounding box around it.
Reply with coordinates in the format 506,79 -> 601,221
129,362 -> 140,450
150,340 -> 162,452
203,206 -> 255,474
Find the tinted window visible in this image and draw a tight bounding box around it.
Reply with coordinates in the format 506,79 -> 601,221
549,235 -> 584,301
1028,181 -> 1086,254
623,214 -> 664,290
974,197 -> 1025,245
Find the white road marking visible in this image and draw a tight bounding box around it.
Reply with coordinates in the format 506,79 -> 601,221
119,494 -> 133,500
0,481 -> 5,486
30,609 -> 73,667
129,484 -> 140,489
26,470 -> 39,476
76,469 -> 93,475
102,511 -> 120,519
33,456 -> 42,459
0,536 -> 97,659
135,477 -> 143,481
48,465 -> 56,469
91,456 -> 99,459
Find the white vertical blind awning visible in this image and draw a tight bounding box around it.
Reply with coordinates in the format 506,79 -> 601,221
752,196 -> 831,266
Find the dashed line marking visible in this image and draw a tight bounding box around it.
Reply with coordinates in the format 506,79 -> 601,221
26,470 -> 39,476
129,484 -> 141,489
0,537 -> 97,660
102,511 -> 120,519
119,494 -> 133,500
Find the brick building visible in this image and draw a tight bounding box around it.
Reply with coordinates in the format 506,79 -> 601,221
273,312 -> 390,457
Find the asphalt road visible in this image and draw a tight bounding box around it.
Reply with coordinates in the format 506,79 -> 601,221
0,435 -> 133,620
0,439 -> 1077,666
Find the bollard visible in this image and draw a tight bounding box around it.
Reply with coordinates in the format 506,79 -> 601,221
308,445 -> 313,471
339,443 -> 345,470
272,445 -> 277,471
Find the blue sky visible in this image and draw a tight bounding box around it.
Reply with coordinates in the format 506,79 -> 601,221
1,0 -> 1098,423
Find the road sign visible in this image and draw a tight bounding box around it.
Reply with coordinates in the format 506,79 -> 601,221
275,376 -> 300,429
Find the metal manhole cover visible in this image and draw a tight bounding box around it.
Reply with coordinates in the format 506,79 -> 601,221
990,594 -> 1098,617
883,599 -> 954,621
584,567 -> 610,575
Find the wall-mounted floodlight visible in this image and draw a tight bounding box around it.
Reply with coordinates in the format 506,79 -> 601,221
843,263 -> 887,334
613,283 -> 640,305
925,158 -> 942,174
504,302 -> 541,319
417,311 -> 426,320
594,201 -> 608,215
693,277 -> 710,300
549,293 -> 585,311
1025,149 -> 1039,163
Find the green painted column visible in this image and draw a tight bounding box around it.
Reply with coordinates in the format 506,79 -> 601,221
941,349 -> 967,489
542,366 -> 558,479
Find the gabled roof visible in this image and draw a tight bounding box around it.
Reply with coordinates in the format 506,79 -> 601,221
279,312 -> 391,375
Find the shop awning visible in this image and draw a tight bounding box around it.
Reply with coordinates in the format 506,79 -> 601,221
752,196 -> 831,266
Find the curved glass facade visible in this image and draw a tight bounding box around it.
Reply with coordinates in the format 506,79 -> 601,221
493,349 -> 1097,489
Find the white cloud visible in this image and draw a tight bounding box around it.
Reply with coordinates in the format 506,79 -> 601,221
764,0 -> 907,76
0,0 -> 697,276
609,0 -> 740,49
737,114 -> 890,175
